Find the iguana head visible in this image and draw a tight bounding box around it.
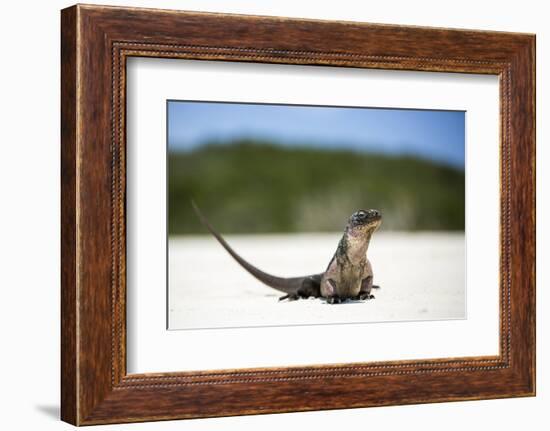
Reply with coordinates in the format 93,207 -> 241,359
338,209 -> 381,262
348,209 -> 382,234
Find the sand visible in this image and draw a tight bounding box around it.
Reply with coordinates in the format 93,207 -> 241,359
168,232 -> 465,330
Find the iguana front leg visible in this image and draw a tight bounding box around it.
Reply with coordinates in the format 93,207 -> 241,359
356,276 -> 377,300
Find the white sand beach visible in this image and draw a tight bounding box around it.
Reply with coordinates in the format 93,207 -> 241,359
168,232 -> 465,330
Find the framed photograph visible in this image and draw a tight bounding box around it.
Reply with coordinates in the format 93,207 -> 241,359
61,4 -> 535,425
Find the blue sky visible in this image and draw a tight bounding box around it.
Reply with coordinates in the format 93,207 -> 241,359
168,101 -> 465,168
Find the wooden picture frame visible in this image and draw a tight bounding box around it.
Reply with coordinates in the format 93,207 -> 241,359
61,4 -> 535,425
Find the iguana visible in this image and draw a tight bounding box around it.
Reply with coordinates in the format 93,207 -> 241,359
192,202 -> 381,304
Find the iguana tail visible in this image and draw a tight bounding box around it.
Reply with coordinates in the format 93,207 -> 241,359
191,200 -> 321,295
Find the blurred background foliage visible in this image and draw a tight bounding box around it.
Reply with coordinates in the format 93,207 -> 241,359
168,139 -> 464,235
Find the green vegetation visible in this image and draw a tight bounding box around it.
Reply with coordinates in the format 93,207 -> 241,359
168,140 -> 464,235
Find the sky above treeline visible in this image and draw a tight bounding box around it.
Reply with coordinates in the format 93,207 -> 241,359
168,100 -> 465,169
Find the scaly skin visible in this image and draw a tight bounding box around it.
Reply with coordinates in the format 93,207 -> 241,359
192,201 -> 381,304
320,210 -> 381,303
